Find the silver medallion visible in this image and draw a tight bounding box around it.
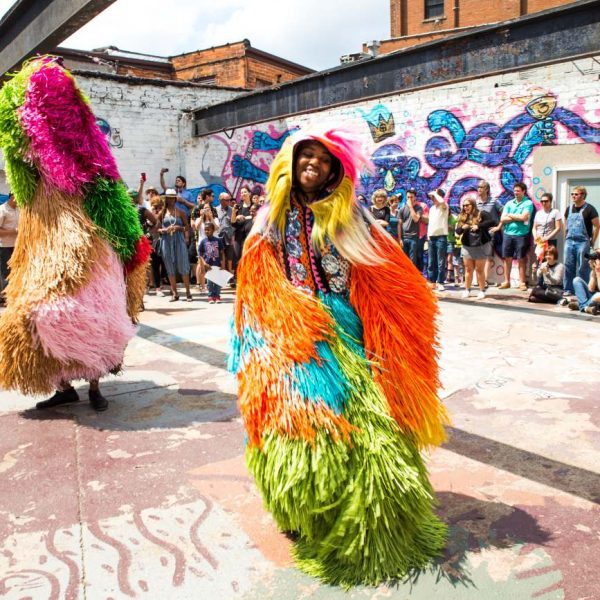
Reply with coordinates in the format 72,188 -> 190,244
329,275 -> 347,293
287,238 -> 303,258
292,262 -> 307,281
321,253 -> 340,275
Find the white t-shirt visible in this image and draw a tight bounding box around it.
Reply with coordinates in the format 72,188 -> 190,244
533,208 -> 562,240
194,217 -> 220,247
427,203 -> 449,237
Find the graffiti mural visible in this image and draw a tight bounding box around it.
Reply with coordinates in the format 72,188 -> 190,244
96,117 -> 123,149
201,89 -> 600,212
358,94 -> 600,209
199,124 -> 297,201
359,103 -> 396,144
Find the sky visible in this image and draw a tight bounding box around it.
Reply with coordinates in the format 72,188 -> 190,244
0,0 -> 391,71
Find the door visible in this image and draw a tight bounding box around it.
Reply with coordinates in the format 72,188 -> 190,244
556,168 -> 600,250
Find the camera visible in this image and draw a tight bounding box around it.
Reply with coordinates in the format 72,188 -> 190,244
584,251 -> 600,261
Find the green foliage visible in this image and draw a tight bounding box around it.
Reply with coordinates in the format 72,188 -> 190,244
84,178 -> 142,261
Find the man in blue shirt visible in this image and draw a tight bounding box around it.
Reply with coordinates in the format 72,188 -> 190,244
499,182 -> 534,291
160,168 -> 196,217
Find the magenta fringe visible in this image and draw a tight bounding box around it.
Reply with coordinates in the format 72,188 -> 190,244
19,63 -> 119,195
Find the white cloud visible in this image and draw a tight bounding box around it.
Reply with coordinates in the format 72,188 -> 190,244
0,0 -> 390,71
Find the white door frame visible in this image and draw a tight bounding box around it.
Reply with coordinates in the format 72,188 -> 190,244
552,164 -> 600,214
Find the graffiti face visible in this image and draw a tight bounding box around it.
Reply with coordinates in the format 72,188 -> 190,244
95,117 -> 123,149
525,95 -> 557,120
211,125 -> 296,200
368,144 -> 421,203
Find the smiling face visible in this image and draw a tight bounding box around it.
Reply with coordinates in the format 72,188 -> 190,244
294,141 -> 334,198
373,191 -> 387,207
462,198 -> 475,213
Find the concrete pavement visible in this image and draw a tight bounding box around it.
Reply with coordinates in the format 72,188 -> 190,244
0,287 -> 598,599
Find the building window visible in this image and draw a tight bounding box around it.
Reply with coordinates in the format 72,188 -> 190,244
255,78 -> 271,88
425,0 -> 444,19
193,75 -> 217,85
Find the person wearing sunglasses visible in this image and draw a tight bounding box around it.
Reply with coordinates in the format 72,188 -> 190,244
563,186 -> 599,295
533,193 -> 563,250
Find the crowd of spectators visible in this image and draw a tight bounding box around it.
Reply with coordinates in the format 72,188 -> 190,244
133,171 -> 264,305
368,181 -> 600,316
5,168 -> 596,317
131,170 -> 599,317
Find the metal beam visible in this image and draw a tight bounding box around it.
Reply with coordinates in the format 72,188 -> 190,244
192,0 -> 600,136
0,0 -> 117,76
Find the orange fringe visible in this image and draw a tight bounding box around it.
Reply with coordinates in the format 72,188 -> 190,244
238,352 -> 355,448
350,228 -> 449,448
235,234 -> 334,364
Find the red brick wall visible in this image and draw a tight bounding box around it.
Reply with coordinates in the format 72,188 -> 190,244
527,0 -> 572,12
171,43 -> 308,89
246,57 -> 302,88
175,57 -> 246,88
390,0 -> 576,38
171,42 -> 248,87
115,64 -> 175,80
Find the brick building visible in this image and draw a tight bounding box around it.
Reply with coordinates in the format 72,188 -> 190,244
58,40 -> 314,90
372,0 -> 579,54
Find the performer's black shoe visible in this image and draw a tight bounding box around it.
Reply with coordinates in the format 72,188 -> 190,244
89,390 -> 108,412
36,387 -> 80,410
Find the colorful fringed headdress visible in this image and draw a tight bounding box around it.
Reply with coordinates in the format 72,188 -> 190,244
265,125 -> 385,265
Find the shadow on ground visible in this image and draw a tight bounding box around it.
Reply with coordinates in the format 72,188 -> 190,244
19,378 -> 239,431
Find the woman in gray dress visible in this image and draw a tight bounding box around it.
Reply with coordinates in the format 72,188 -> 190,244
455,197 -> 495,300
159,189 -> 192,301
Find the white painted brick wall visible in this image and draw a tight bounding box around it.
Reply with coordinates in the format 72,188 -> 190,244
0,75 -> 241,196
78,75 -> 241,191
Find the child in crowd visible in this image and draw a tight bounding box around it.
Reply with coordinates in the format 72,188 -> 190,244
198,222 -> 225,304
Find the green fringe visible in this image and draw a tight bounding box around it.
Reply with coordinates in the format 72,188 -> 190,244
83,178 -> 143,261
246,311 -> 447,587
0,61 -> 39,205
4,156 -> 38,206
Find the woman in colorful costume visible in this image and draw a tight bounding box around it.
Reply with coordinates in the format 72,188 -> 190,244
0,57 -> 150,410
229,127 -> 449,586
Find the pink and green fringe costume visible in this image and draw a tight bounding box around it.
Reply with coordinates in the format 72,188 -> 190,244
0,57 -> 150,394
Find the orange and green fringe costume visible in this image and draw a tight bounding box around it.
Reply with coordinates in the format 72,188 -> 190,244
228,129 -> 449,587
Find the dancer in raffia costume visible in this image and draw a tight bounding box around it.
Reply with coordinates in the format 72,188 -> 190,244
229,128 -> 450,586
0,57 -> 150,411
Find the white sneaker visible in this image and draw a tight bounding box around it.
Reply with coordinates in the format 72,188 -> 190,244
476,291 -> 486,300
436,284 -> 446,291
461,289 -> 470,299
